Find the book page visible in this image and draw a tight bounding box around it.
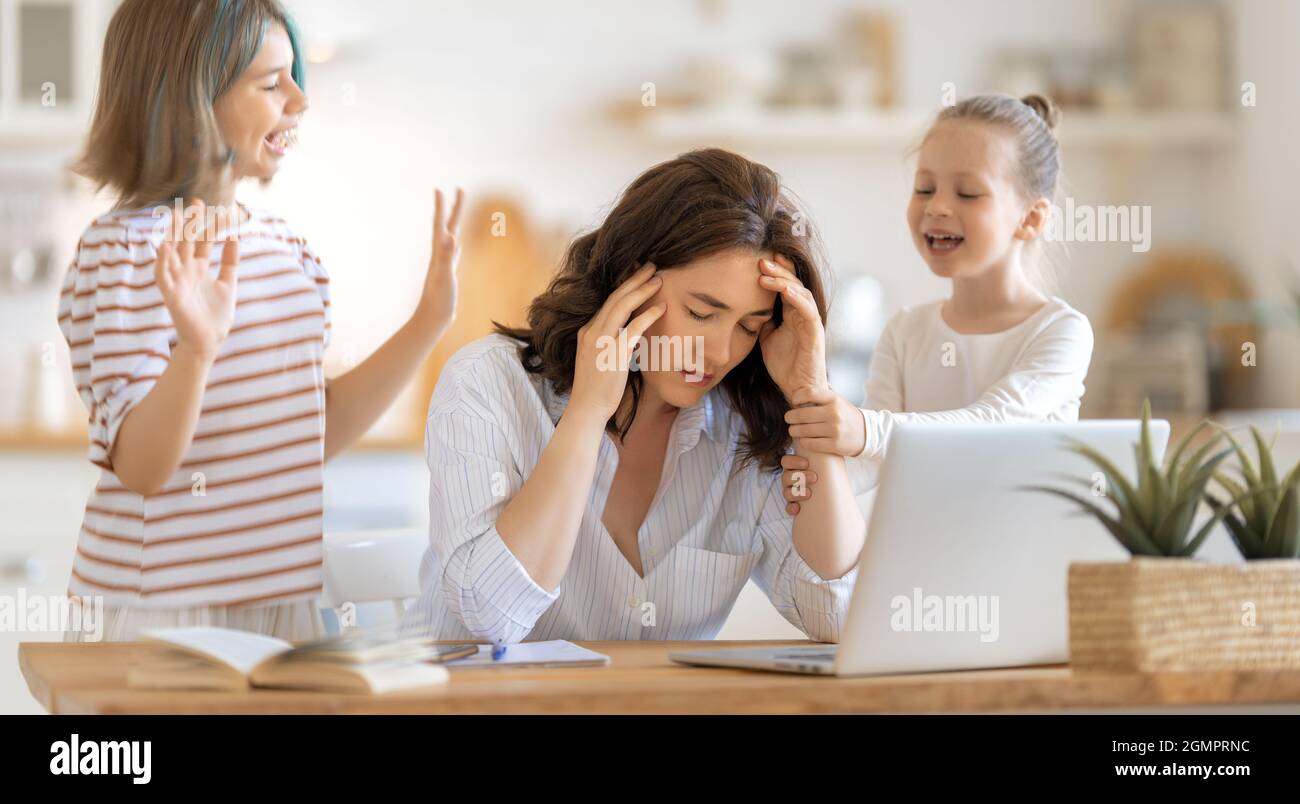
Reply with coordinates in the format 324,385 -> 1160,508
142,627 -> 292,675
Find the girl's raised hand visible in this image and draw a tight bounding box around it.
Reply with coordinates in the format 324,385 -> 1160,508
757,256 -> 828,401
155,199 -> 240,359
570,263 -> 665,422
416,187 -> 465,333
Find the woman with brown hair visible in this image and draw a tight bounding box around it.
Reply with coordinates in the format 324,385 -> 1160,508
404,148 -> 866,644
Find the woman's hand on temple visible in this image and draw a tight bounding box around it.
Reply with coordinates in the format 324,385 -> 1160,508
757,256 -> 828,402
569,263 -> 665,421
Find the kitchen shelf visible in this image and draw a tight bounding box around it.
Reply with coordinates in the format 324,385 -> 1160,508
0,427 -> 87,451
638,107 -> 1239,150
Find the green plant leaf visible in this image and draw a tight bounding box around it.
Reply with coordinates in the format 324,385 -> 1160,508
1064,441 -> 1144,527
1023,485 -> 1165,556
1267,462 -> 1300,540
1178,448 -> 1237,509
1165,418 -> 1214,491
1225,463 -> 1263,524
1206,492 -> 1265,557
1212,471 -> 1262,531
1154,494 -> 1200,555
1132,444 -> 1157,531
1251,426 -> 1278,491
1185,486 -> 1267,557
1165,417 -> 1213,466
1214,424 -> 1261,490
1269,481 -> 1300,559
1175,430 -> 1228,497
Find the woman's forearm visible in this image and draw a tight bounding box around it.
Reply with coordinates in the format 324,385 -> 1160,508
790,445 -> 866,579
323,311 -> 447,461
495,405 -> 607,591
110,343 -> 215,496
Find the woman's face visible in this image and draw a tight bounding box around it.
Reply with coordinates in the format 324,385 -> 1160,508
213,23 -> 308,182
630,247 -> 778,409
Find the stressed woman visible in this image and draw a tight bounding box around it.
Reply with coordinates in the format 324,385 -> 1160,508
402,149 -> 866,644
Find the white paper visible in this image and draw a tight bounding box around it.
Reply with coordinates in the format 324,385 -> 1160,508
443,639 -> 609,668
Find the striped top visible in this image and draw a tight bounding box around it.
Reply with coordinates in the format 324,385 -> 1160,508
56,203 -> 331,609
401,334 -> 858,644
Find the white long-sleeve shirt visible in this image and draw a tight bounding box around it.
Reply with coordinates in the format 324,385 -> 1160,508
401,334 -> 857,644
849,296 -> 1094,493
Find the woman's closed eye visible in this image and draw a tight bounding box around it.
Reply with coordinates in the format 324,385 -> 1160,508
263,81 -> 280,92
687,307 -> 759,337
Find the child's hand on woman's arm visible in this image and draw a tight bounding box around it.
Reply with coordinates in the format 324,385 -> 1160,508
784,385 -> 867,456
778,386 -> 867,514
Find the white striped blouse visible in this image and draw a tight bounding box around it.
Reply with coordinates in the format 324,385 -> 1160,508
402,333 -> 858,644
56,203 -> 330,609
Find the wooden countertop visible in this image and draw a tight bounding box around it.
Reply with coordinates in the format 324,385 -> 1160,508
19,640 -> 1300,714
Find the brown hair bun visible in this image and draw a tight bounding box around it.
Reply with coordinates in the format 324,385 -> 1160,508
1020,94 -> 1061,131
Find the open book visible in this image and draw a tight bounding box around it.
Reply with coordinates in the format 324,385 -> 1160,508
128,627 -> 468,694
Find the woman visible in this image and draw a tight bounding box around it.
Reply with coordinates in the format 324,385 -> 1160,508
402,149 -> 866,643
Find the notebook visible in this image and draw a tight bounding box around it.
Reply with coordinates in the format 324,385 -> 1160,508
444,640 -> 610,669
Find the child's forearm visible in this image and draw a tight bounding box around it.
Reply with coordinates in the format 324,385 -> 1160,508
323,310 -> 448,461
110,343 -> 216,496
790,445 -> 866,579
494,404 -> 607,591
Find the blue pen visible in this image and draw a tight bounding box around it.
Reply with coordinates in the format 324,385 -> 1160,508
492,641 -> 508,661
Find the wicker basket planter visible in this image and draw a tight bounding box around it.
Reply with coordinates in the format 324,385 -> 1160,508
1069,558 -> 1300,671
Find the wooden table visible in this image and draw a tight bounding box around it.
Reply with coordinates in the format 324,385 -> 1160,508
19,639 -> 1300,714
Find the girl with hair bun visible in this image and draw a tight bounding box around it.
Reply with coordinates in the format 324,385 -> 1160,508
782,93 -> 1095,510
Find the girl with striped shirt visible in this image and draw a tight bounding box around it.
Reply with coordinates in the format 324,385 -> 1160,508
60,0 -> 464,642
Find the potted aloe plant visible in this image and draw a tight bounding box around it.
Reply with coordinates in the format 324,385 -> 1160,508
1205,425 -> 1300,560
1029,401 -> 1300,672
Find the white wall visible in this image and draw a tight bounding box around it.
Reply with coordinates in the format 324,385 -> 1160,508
248,0 -> 1300,425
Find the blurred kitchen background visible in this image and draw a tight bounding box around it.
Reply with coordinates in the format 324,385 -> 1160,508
3,0 -> 1300,711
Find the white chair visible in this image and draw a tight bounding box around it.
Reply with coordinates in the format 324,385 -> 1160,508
320,528 -> 427,628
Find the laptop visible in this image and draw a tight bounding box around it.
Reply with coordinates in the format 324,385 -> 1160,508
669,419 -> 1170,677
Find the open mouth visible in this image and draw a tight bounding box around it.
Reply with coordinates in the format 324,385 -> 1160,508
263,127 -> 298,156
924,231 -> 964,253
681,370 -> 714,386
